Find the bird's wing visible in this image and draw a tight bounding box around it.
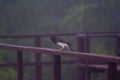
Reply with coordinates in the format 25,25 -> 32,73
56,37 -> 71,45
55,37 -> 66,43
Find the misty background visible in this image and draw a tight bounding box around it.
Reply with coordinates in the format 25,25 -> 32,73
0,0 -> 120,35
0,0 -> 120,80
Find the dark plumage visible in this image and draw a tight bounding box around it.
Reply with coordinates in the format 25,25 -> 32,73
50,36 -> 73,51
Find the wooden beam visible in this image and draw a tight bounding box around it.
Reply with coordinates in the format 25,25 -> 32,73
17,50 -> 23,80
0,32 -> 120,38
0,43 -> 120,64
107,63 -> 117,80
54,55 -> 61,80
34,37 -> 42,80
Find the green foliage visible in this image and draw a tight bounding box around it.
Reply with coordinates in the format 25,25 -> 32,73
90,38 -> 116,56
59,0 -> 120,32
0,0 -> 119,34
0,68 -> 16,80
59,3 -> 93,32
0,50 -> 16,63
91,73 -> 105,80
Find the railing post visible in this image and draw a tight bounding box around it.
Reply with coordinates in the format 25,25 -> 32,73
116,35 -> 120,56
76,34 -> 90,80
34,37 -> 42,80
107,63 -> 117,80
53,55 -> 61,80
116,35 -> 120,80
17,50 -> 23,80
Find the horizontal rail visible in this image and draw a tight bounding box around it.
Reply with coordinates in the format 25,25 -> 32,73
77,33 -> 120,37
0,43 -> 120,64
0,32 -> 120,38
77,63 -> 120,72
0,61 -> 75,67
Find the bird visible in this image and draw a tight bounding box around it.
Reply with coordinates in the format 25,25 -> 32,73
50,36 -> 73,51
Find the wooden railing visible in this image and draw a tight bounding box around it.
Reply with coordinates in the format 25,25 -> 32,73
0,43 -> 120,80
0,32 -> 120,80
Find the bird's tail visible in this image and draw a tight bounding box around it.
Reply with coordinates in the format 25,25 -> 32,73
68,45 -> 74,51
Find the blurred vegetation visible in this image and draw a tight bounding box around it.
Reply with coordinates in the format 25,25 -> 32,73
0,0 -> 120,80
0,0 -> 120,34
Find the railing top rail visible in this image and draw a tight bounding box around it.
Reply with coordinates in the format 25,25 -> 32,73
0,43 -> 120,64
0,32 -> 120,38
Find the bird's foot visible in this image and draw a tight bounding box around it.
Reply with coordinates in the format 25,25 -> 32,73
57,48 -> 63,51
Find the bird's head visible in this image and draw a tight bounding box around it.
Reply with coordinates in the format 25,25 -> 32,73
50,36 -> 56,40
50,36 -> 57,43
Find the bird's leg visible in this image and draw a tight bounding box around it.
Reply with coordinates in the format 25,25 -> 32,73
57,47 -> 64,51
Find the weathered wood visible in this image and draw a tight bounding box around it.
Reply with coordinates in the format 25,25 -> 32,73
76,34 -> 90,80
116,35 -> 120,80
54,55 -> 61,80
17,50 -> 23,80
0,32 -> 120,38
0,43 -> 120,64
116,35 -> 120,56
34,37 -> 42,80
0,33 -> 120,80
107,63 -> 117,80
77,63 -> 120,72
0,61 -> 75,67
